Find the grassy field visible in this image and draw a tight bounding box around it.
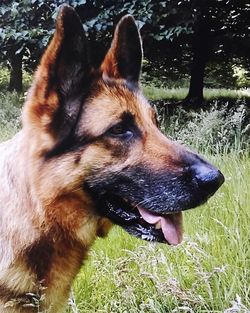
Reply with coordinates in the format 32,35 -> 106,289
0,90 -> 249,312
143,86 -> 250,101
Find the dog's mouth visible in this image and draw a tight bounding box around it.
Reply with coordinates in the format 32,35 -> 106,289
99,194 -> 183,245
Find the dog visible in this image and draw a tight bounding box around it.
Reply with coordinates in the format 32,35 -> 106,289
0,5 -> 224,313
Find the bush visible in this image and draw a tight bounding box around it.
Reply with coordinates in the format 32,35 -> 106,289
0,91 -> 23,141
0,67 -> 10,90
157,100 -> 250,154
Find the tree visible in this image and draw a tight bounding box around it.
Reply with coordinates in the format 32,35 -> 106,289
183,0 -> 250,106
95,0 -> 249,106
1,0 -> 249,98
183,0 -> 215,106
0,0 -> 87,92
0,0 -> 55,91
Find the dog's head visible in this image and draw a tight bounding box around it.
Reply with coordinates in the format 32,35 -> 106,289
23,6 -> 224,245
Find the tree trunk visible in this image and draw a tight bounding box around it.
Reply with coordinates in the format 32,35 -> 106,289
185,43 -> 207,107
8,50 -> 23,92
184,6 -> 213,108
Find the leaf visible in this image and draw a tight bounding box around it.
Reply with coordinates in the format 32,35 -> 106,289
15,45 -> 25,54
136,20 -> 145,30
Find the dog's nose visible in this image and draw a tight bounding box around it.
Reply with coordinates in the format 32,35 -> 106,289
190,163 -> 225,196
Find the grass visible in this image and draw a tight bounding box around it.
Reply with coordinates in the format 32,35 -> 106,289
0,88 -> 249,312
143,86 -> 250,101
0,91 -> 23,141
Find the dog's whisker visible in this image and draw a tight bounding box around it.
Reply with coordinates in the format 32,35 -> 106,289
135,195 -> 161,208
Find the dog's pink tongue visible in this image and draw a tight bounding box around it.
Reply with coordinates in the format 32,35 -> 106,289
138,208 -> 183,245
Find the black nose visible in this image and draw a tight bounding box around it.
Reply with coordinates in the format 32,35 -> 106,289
190,162 -> 225,196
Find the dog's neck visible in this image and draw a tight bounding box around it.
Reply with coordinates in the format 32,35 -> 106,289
0,131 -> 38,248
0,131 -> 109,312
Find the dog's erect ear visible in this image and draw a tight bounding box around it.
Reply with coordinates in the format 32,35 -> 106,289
35,5 -> 89,98
100,15 -> 142,83
25,5 -> 90,143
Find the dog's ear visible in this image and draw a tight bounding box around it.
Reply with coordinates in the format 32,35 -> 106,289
100,15 -> 142,83
24,5 -> 90,143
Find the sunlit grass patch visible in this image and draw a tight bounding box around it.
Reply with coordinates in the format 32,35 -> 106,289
143,85 -> 250,101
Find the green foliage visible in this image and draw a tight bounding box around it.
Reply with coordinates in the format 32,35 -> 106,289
0,66 -> 9,90
141,58 -> 190,89
204,58 -> 250,89
232,65 -> 250,88
0,0 -> 87,67
83,0 -> 194,40
0,1 -> 53,61
1,1 -> 249,93
141,57 -> 250,90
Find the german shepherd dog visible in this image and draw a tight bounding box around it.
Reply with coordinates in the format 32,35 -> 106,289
0,5 -> 224,313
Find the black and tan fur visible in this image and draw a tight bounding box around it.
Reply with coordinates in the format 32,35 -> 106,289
0,5 -> 224,313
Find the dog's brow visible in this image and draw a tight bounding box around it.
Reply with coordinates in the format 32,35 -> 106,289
120,111 -> 135,123
119,111 -> 143,139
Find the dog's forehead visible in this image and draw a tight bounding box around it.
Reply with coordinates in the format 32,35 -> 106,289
77,81 -> 154,135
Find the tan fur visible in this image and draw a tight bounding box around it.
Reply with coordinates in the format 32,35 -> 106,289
0,74 -> 184,312
0,129 -> 111,312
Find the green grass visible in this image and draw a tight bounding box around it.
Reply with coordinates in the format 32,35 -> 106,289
68,154 -> 250,313
143,85 -> 250,101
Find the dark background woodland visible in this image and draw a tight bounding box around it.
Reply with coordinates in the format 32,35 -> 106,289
0,0 -> 249,108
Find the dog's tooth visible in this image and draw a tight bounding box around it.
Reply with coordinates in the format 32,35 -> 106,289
155,221 -> 161,229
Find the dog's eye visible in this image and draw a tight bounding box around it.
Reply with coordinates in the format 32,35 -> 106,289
107,123 -> 133,140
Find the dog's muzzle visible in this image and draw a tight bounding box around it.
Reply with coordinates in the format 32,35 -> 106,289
86,152 -> 224,245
